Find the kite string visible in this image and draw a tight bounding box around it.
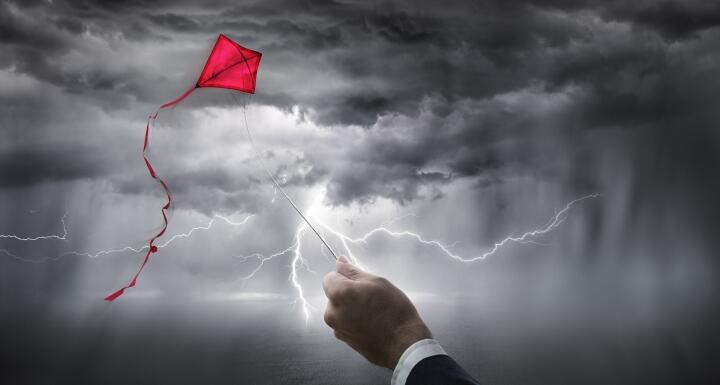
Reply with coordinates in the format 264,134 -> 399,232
234,94 -> 338,260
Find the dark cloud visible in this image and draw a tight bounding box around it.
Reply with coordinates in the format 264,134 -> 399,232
1,0 -> 719,204
2,2 -> 719,383
144,13 -> 200,32
0,146 -> 106,188
600,0 -> 720,40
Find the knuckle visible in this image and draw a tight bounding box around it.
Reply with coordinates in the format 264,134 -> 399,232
323,308 -> 337,328
322,273 -> 334,291
333,330 -> 348,342
323,273 -> 342,300
339,265 -> 359,279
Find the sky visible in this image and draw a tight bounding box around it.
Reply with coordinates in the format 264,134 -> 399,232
1,0 -> 719,384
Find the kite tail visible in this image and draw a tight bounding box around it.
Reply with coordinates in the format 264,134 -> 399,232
160,86 -> 197,109
104,100 -> 181,301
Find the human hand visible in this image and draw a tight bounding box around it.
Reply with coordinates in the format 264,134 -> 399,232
322,256 -> 432,369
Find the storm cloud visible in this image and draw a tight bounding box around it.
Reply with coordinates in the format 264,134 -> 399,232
1,1 -> 719,384
1,0 -> 719,206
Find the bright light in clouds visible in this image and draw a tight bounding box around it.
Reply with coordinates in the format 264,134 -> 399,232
0,101 -> 598,323
231,186 -> 597,322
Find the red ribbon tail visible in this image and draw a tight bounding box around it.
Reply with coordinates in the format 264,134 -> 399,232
104,287 -> 126,302
106,98 -> 176,302
104,246 -> 156,302
160,86 -> 197,109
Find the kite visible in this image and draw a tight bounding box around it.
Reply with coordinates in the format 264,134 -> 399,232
105,34 -> 336,302
104,34 -> 261,301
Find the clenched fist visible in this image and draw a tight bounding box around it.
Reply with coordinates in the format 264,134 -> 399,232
322,256 -> 432,369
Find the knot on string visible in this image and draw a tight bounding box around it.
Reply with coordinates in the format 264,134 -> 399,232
150,245 -> 158,253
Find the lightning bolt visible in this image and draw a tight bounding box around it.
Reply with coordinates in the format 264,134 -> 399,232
322,193 -> 600,263
2,191 -> 597,323
290,222 -> 313,322
1,214 -> 253,263
232,194 -> 323,322
0,211 -> 68,241
232,191 -> 599,321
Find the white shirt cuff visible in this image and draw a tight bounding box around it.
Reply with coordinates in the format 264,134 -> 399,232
391,338 -> 447,385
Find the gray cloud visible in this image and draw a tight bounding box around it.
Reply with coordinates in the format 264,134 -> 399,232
2,2 -> 719,383
0,0 -> 717,209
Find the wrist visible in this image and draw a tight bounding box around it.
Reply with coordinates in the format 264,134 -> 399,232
386,320 -> 432,369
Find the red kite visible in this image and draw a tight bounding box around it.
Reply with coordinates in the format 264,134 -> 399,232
105,34 -> 262,301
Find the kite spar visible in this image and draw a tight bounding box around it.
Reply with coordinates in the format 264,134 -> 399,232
105,34 -> 336,302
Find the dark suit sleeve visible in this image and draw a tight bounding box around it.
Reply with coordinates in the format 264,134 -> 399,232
405,355 -> 480,385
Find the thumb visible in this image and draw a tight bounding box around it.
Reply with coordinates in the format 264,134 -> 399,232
336,256 -> 367,280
